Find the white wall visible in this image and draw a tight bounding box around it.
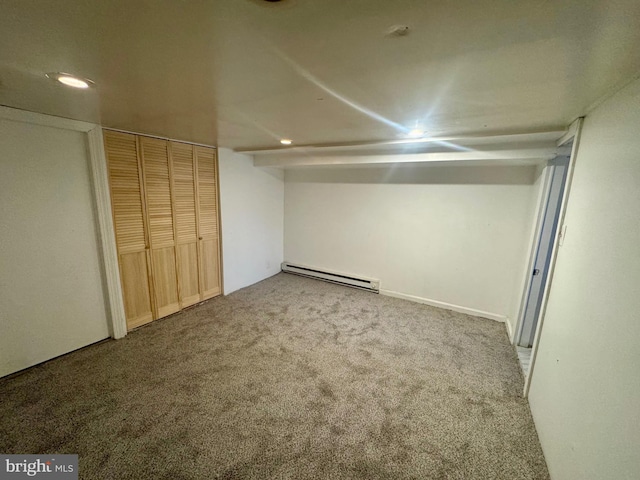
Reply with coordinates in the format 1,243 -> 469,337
528,79 -> 640,479
285,164 -> 539,323
0,116 -> 110,377
218,148 -> 284,294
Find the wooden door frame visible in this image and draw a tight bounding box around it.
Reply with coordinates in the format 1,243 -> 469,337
0,106 -> 128,339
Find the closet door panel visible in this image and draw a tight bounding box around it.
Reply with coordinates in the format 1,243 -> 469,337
196,146 -> 222,300
177,243 -> 201,306
152,247 -> 180,317
196,147 -> 218,239
141,137 -> 175,245
140,137 -> 180,317
104,130 -> 153,329
172,142 -> 198,241
171,141 -> 201,307
119,251 -> 153,328
200,238 -> 221,299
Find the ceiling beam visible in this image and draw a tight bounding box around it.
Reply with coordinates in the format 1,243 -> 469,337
253,147 -> 558,168
240,130 -> 566,155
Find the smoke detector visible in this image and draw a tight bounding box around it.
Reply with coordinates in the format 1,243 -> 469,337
386,25 -> 410,37
248,0 -> 295,8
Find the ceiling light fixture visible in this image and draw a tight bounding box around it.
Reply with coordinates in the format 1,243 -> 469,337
280,139 -> 293,145
46,72 -> 95,89
407,128 -> 425,138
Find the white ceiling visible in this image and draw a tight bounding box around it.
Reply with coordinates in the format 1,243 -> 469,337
0,0 -> 639,150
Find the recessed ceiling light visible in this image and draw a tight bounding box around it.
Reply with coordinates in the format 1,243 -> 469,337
280,139 -> 293,145
46,72 -> 95,89
407,129 -> 425,138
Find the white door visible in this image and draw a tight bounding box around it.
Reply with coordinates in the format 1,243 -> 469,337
518,156 -> 569,347
0,115 -> 111,377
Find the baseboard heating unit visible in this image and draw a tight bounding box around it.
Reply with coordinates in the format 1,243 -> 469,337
281,262 -> 380,293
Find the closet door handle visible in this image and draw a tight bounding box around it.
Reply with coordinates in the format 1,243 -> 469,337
198,237 -> 203,240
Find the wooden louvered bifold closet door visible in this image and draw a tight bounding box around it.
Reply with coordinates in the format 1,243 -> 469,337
139,137 -> 181,319
170,142 -> 201,308
195,146 -> 222,300
104,131 -> 154,329
105,131 -> 222,330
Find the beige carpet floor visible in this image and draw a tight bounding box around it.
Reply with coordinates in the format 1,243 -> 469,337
0,273 -> 549,479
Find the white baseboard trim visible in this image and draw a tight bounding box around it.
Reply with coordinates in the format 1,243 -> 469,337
379,289 -> 507,323
504,317 -> 514,342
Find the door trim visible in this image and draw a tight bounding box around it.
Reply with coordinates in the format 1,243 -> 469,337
87,127 -> 128,338
521,117 -> 584,396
